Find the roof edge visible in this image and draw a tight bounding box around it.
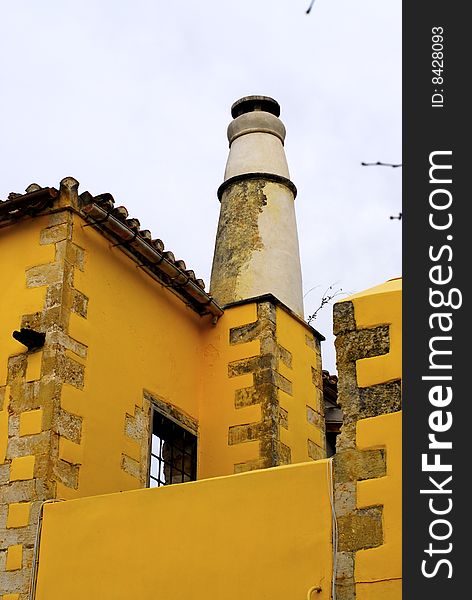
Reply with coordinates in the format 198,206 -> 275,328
223,293 -> 325,342
0,181 -> 223,321
79,199 -> 223,320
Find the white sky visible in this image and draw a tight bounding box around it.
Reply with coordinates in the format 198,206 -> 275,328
0,1 -> 401,372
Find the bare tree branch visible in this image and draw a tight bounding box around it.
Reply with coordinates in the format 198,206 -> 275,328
307,284 -> 344,324
306,0 -> 316,14
361,161 -> 402,168
303,284 -> 321,299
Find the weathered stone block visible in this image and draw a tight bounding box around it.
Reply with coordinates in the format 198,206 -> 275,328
7,356 -> 27,385
277,344 -> 292,368
10,381 -> 41,414
1,563 -> 32,594
228,422 -> 262,445
71,289 -> 89,318
121,454 -> 141,480
1,524 -> 36,549
311,365 -> 322,388
25,262 -> 63,288
228,356 -> 261,377
334,449 -> 386,484
359,380 -> 402,417
333,301 -> 356,335
335,325 -> 390,363
337,509 -> 383,552
0,463 -> 10,485
273,371 -> 292,395
233,458 -> 264,474
53,459 -> 79,489
55,409 -> 82,444
62,242 -> 85,270
55,354 -> 85,389
305,334 -> 316,350
334,482 -> 357,517
20,312 -> 43,331
306,405 -> 324,430
229,320 -> 260,345
278,442 -> 291,465
7,432 -> 51,459
46,329 -> 87,359
278,407 -> 288,429
2,481 -> 37,504
39,222 -> 70,246
336,551 -> 354,580
334,580 -> 356,600
44,283 -> 63,310
235,382 -> 274,410
307,439 -> 324,460
124,406 -> 146,443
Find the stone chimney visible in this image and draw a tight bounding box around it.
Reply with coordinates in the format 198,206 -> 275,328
210,96 -> 304,317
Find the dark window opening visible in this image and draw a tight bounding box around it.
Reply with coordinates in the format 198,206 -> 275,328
323,370 -> 343,457
326,431 -> 339,458
149,410 -> 197,487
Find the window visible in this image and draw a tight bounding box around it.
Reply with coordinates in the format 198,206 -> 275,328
149,409 -> 197,487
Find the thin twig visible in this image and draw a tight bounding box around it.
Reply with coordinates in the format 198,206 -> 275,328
307,284 -> 344,324
303,284 -> 321,299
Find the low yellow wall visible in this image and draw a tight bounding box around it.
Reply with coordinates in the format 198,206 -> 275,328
35,461 -> 333,600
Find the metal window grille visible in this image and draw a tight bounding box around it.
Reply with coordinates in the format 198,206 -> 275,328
149,410 -> 197,487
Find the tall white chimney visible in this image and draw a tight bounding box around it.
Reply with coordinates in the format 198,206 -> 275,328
210,96 -> 304,317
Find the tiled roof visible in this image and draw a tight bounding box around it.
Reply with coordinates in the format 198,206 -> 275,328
0,184 -> 57,220
0,180 -> 223,319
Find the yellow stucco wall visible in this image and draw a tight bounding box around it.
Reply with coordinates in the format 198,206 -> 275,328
0,217 -> 55,463
199,300 -> 326,478
340,278 -> 402,599
276,307 -> 325,460
64,213 -> 207,499
346,278 -> 402,388
356,411 -> 402,597
35,461 -> 333,600
199,303 -> 262,479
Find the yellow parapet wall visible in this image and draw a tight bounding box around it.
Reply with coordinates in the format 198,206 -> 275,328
345,278 -> 402,388
355,411 -> 402,599
333,278 -> 402,600
35,461 -> 333,600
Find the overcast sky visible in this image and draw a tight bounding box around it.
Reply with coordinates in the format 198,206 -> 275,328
0,1 -> 401,372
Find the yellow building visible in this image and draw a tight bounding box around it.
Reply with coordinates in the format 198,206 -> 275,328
0,97 -> 401,600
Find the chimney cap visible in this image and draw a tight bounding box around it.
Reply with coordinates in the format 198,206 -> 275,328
231,96 -> 280,119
